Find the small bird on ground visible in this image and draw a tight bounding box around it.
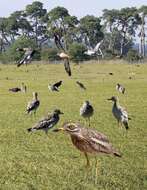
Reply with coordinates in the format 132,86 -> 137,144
76,81 -> 86,90
80,101 -> 94,126
53,122 -> 121,167
27,109 -> 64,133
26,92 -> 40,115
107,96 -> 130,130
48,81 -> 62,92
16,48 -> 36,67
9,87 -> 21,92
116,83 -> 125,94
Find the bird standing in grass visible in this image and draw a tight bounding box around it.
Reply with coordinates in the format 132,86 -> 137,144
76,81 -> 86,90
53,122 -> 121,167
80,101 -> 94,126
48,81 -> 62,92
16,47 -> 36,67
116,83 -> 125,94
107,96 -> 129,130
26,92 -> 40,115
27,109 -> 64,133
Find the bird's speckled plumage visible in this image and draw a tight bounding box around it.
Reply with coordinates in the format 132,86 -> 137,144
53,122 -> 121,166
27,109 -> 63,133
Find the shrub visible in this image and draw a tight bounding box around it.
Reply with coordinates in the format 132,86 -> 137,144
41,48 -> 59,61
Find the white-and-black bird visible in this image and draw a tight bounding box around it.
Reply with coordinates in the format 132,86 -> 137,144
116,83 -> 125,94
80,101 -> 94,126
84,40 -> 104,57
26,92 -> 40,114
76,81 -> 86,90
107,96 -> 130,130
16,48 -> 36,67
48,81 -> 62,92
27,109 -> 64,133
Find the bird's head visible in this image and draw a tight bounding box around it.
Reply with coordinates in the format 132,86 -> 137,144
107,96 -> 118,102
84,100 -> 90,105
53,122 -> 80,135
116,83 -> 120,87
53,109 -> 64,115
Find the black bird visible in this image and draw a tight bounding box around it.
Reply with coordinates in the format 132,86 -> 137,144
9,87 -> 21,92
16,48 -> 36,67
27,109 -> 64,133
48,80 -> 62,92
76,81 -> 86,90
26,92 -> 40,114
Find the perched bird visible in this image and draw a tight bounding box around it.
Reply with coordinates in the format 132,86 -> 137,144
9,87 -> 21,92
116,83 -> 125,94
76,81 -> 86,90
26,92 -> 40,115
80,101 -> 94,126
48,81 -> 62,92
53,122 -> 121,167
27,109 -> 64,133
84,40 -> 104,58
57,52 -> 71,76
16,48 -> 36,67
107,96 -> 130,130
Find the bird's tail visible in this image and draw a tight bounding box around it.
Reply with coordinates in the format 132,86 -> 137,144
27,128 -> 36,132
113,151 -> 122,157
123,121 -> 129,130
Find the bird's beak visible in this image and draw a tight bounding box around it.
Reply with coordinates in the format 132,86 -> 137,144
52,127 -> 64,132
107,98 -> 112,101
60,112 -> 64,114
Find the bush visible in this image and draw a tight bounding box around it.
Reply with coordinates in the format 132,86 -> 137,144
3,36 -> 39,63
125,49 -> 142,63
41,48 -> 59,61
68,43 -> 87,63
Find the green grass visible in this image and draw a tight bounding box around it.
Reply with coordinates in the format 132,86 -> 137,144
0,60 -> 146,190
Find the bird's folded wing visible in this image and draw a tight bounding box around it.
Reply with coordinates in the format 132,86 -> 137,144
54,81 -> 62,88
64,58 -> 71,76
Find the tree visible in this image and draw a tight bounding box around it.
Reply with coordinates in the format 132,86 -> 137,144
25,1 -> 47,47
79,15 -> 104,48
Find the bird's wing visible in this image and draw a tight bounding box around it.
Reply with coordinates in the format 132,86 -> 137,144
94,40 -> 103,52
33,114 -> 57,130
118,106 -> 128,119
27,100 -> 39,111
53,81 -> 62,88
64,58 -> 71,76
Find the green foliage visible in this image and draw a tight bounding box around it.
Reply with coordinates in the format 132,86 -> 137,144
68,43 -> 87,63
4,36 -> 37,63
125,49 -> 142,62
41,48 -> 59,61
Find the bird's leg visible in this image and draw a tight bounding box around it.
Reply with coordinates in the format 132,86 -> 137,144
117,120 -> 120,128
88,118 -> 90,127
94,157 -> 99,184
84,152 -> 90,167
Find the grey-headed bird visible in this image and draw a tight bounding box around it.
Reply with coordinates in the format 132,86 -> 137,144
80,101 -> 94,126
107,96 -> 130,130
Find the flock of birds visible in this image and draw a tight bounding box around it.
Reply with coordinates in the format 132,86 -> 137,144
8,37 -> 130,167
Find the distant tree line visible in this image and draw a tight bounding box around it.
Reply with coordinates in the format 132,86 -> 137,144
0,1 -> 147,63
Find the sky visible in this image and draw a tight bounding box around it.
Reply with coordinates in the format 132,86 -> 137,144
0,0 -> 147,18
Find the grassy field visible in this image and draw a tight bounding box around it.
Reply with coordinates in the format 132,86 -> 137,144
0,60 -> 146,190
